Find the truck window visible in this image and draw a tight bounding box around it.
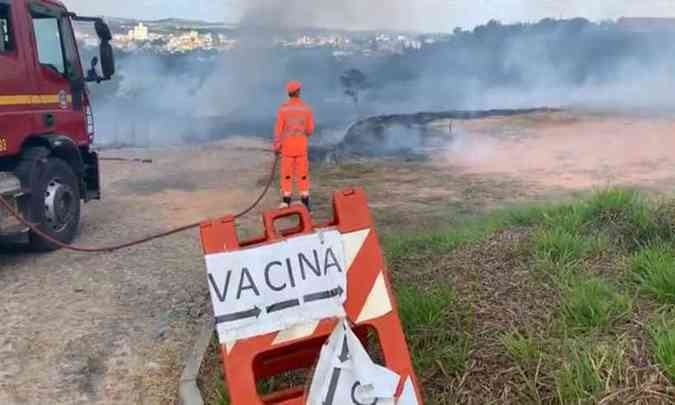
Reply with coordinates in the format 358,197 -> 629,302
0,4 -> 12,52
59,16 -> 82,82
32,13 -> 66,74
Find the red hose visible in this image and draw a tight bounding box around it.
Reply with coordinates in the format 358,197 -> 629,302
0,155 -> 279,253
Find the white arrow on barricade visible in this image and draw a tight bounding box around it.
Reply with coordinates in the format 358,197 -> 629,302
307,319 -> 419,405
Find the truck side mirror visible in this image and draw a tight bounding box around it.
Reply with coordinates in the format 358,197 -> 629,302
94,19 -> 114,81
73,16 -> 115,82
99,41 -> 115,79
94,20 -> 112,42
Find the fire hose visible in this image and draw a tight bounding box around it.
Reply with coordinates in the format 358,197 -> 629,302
0,155 -> 279,253
99,157 -> 153,163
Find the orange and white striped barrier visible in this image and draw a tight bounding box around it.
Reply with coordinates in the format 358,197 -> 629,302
200,188 -> 423,404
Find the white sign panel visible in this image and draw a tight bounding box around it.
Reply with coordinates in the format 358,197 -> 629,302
205,230 -> 347,343
307,320 -> 417,405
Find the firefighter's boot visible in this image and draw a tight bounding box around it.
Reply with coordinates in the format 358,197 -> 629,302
301,195 -> 311,212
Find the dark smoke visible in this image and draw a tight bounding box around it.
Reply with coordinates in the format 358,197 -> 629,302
322,108 -> 558,162
238,0 -> 415,32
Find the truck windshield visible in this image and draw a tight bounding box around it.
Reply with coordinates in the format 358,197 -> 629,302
32,12 -> 66,75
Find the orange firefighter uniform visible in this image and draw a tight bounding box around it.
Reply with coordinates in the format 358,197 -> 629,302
274,82 -> 314,203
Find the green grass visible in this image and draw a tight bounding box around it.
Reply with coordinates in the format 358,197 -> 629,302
631,245 -> 675,304
541,204 -> 588,235
380,188 -> 675,402
382,215 -> 502,261
384,188 -> 666,260
580,189 -> 670,250
560,277 -> 632,333
653,200 -> 675,241
396,284 -> 470,376
497,204 -> 549,227
383,200 -> 578,262
514,189 -> 672,252
503,189 -> 651,236
385,187 -> 675,262
502,329 -> 541,366
650,316 -> 675,381
555,340 -> 625,403
501,329 -> 547,403
532,228 -> 603,274
214,380 -> 229,405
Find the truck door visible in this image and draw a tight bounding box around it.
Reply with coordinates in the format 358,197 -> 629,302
0,0 -> 38,157
29,2 -> 87,145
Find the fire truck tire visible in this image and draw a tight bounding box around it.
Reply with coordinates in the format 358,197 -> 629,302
15,147 -> 81,251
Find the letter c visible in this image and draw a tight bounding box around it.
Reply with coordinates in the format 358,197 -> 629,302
351,382 -> 378,405
265,261 -> 286,292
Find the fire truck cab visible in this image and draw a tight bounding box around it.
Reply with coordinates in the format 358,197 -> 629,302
0,0 -> 114,250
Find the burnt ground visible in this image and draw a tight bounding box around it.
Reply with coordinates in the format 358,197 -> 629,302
1,111 -> 675,404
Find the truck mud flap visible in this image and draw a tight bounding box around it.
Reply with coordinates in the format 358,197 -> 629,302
83,150 -> 101,201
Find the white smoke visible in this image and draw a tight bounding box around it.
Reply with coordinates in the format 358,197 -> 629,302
89,1 -> 675,149
240,0 -> 417,32
238,0 -> 675,32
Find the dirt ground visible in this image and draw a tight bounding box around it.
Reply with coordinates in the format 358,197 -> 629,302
1,110 -> 674,404
439,110 -> 675,191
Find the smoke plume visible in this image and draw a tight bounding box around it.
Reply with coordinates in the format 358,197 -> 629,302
239,0 -> 415,32
89,5 -> 675,149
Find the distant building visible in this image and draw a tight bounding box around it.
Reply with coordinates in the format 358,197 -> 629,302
127,22 -> 149,41
105,20 -> 426,55
618,17 -> 675,32
166,30 -> 222,53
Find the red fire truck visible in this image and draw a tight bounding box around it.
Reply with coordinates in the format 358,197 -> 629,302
0,0 -> 114,250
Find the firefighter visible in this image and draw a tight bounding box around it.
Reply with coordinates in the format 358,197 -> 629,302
274,81 -> 315,211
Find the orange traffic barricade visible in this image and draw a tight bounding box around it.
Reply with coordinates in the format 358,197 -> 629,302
200,188 -> 423,404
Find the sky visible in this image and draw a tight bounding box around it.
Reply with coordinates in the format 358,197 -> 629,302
62,0 -> 675,32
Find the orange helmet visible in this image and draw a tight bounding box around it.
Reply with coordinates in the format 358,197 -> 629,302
287,80 -> 302,94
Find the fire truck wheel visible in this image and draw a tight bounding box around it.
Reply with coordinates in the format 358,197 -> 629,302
16,148 -> 81,251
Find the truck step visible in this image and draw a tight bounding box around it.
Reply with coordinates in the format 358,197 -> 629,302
0,172 -> 21,196
0,172 -> 27,236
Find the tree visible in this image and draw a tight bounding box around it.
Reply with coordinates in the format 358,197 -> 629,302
340,68 -> 369,117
